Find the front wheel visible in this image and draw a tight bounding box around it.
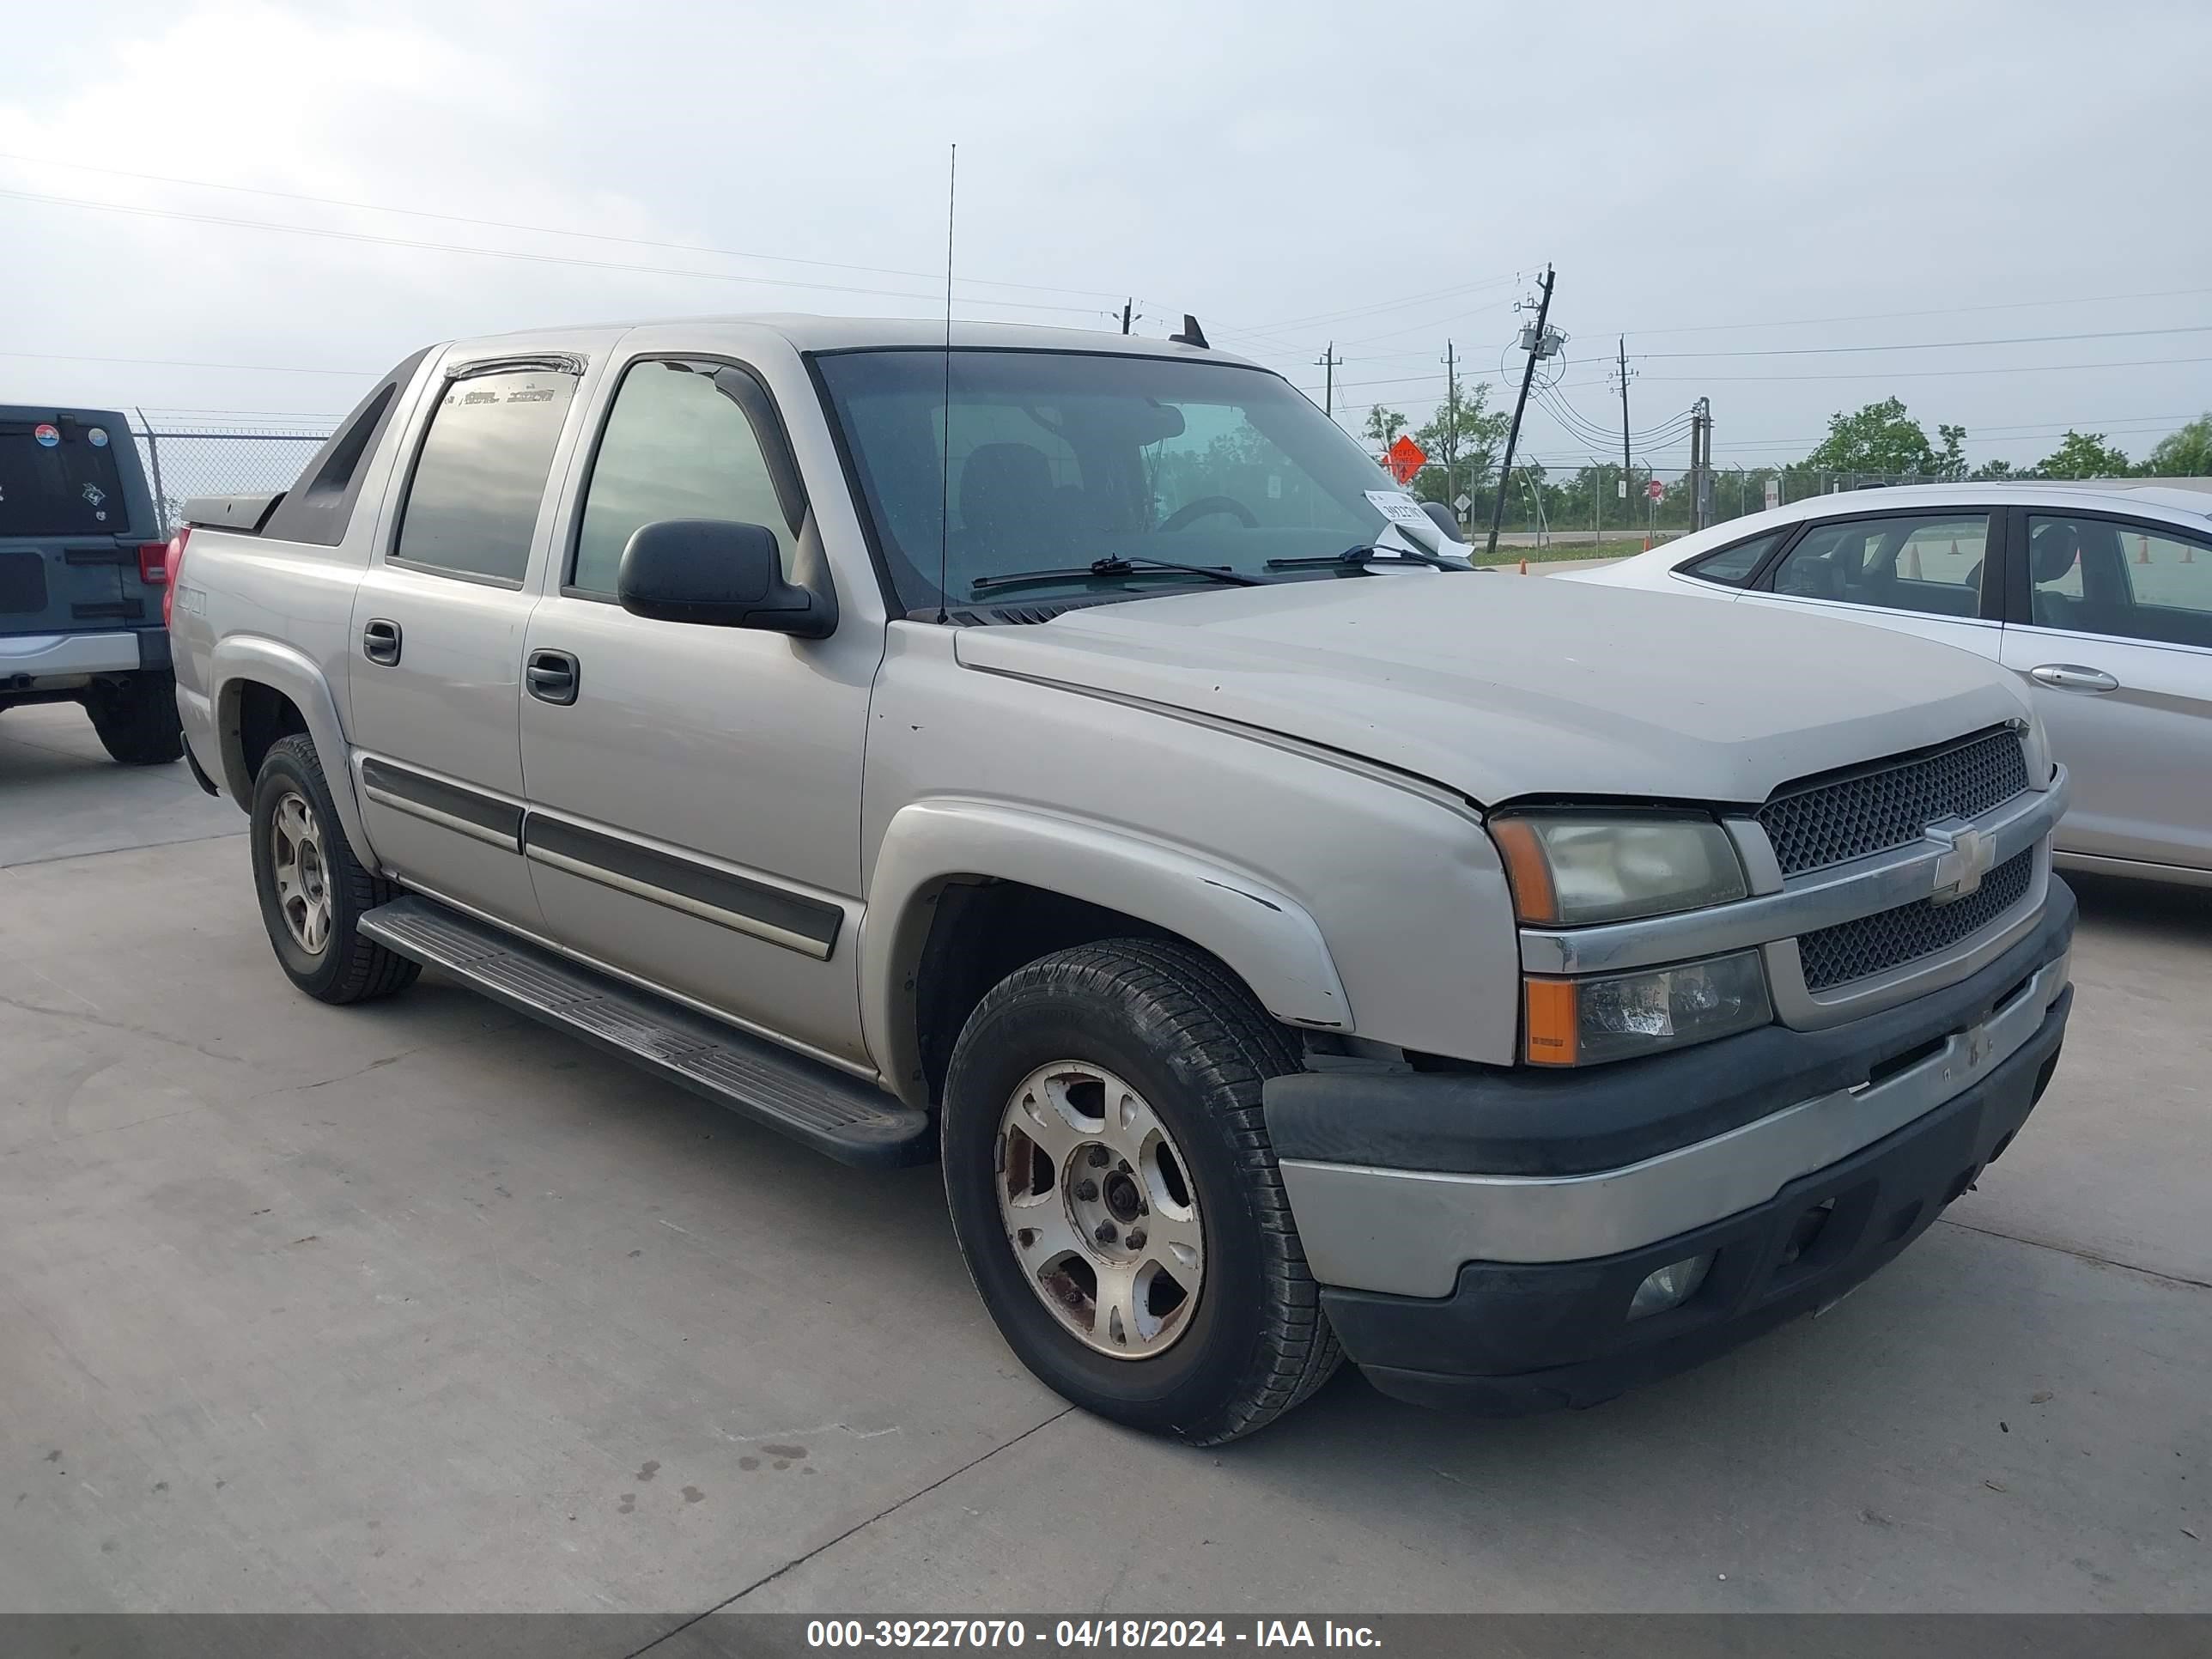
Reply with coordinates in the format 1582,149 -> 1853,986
941,939 -> 1341,1444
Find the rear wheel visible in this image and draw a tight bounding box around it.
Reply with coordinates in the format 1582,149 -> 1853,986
85,672 -> 183,765
249,733 -> 419,1004
941,939 -> 1341,1444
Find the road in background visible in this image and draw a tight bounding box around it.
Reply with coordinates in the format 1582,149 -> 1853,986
2,702 -> 2206,1616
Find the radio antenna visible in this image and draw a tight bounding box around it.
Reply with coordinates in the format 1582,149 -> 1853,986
936,143 -> 957,625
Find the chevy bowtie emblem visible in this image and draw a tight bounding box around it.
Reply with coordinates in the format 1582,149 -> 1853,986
1926,817 -> 1995,906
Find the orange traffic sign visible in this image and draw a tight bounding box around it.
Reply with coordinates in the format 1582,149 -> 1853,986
1386,434 -> 1427,484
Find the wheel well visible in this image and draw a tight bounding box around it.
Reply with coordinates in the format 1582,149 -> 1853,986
911,878 -> 1200,1106
232,680 -> 309,784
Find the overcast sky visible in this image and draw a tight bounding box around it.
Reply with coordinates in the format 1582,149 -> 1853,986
7,0 -> 2209,476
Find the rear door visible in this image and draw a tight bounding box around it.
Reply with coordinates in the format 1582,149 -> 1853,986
344,356 -> 590,927
1735,506 -> 2005,660
1997,507 -> 2212,872
0,410 -> 132,642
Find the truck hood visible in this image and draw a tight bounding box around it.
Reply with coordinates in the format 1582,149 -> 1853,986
951,574 -> 2033,807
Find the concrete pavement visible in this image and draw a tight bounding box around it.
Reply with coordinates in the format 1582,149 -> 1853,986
1,703 -> 2206,1616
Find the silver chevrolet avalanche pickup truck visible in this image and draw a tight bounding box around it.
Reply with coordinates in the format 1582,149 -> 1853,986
171,317 -> 2075,1443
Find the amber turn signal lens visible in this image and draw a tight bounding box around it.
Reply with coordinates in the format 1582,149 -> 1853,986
1490,817 -> 1559,925
1523,977 -> 1579,1066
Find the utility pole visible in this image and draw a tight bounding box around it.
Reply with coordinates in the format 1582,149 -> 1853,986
1442,338 -> 1455,507
1689,395 -> 1713,529
1121,299 -> 1133,335
1485,264 -> 1557,559
1314,342 -> 1342,416
1617,335 -> 1633,508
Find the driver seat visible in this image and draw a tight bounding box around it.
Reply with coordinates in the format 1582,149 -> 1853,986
958,442 -> 1058,556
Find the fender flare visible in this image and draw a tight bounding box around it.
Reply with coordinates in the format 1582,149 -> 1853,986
860,799 -> 1352,1107
210,635 -> 377,862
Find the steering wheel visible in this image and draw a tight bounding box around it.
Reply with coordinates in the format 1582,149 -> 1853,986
1158,495 -> 1259,533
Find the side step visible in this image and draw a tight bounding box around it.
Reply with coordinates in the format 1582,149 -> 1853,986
358,896 -> 932,1168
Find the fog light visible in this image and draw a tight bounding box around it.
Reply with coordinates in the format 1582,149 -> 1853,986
1627,1252 -> 1713,1321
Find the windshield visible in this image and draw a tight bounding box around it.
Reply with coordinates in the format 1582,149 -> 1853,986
812,348 -> 1452,613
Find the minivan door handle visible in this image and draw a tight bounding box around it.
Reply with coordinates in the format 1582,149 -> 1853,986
2029,663 -> 2118,694
526,648 -> 580,706
362,618 -> 403,665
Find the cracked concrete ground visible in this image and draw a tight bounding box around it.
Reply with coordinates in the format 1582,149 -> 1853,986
2,702 -> 2206,1619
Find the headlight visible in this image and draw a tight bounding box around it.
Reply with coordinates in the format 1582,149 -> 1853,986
1490,813 -> 1748,926
1523,950 -> 1772,1066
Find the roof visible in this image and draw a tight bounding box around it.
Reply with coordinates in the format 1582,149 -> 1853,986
446,313 -> 1261,367
1715,479 -> 2212,531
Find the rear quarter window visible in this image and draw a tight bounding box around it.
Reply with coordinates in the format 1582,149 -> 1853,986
0,419 -> 127,538
1677,529 -> 1785,586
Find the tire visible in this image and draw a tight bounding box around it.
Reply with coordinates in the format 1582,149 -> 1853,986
941,938 -> 1342,1445
249,733 -> 420,1005
85,672 -> 184,765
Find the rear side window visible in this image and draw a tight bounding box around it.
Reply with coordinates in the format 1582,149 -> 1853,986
2025,514 -> 2212,648
392,368 -> 577,584
1766,513 -> 1990,620
0,416 -> 127,538
264,348 -> 428,547
1679,530 -> 1784,586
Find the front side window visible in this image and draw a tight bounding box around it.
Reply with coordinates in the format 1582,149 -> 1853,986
391,368 -> 577,584
1765,513 -> 1990,620
813,349 -> 1436,613
571,360 -> 792,596
2025,514 -> 2212,648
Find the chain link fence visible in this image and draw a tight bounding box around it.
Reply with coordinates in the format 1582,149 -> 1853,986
1706,467 -> 1966,530
131,428 -> 331,534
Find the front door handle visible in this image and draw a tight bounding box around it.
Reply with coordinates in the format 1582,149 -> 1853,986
2029,663 -> 2118,694
362,618 -> 402,665
526,648 -> 580,706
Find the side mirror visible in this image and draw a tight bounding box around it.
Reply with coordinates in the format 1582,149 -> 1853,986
617,519 -> 834,637
1420,500 -> 1467,544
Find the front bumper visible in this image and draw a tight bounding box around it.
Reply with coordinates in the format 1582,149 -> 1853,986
1267,882 -> 2075,1413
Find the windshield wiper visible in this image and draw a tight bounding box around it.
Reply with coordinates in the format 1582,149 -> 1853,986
971,556 -> 1268,595
1266,543 -> 1468,574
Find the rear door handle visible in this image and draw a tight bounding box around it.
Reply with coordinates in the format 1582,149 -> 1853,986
526,648 -> 580,706
2029,663 -> 2118,694
362,618 -> 402,665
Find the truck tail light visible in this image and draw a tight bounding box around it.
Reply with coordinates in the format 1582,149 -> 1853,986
137,542 -> 170,585
161,529 -> 191,628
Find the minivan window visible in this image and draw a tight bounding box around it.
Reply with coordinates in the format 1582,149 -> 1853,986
391,368 -> 576,584
571,361 -> 789,597
0,418 -> 127,538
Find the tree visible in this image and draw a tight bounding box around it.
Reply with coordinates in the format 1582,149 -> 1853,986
1364,405 -> 1409,449
2037,429 -> 2132,480
1970,458 -> 2020,482
2145,413 -> 2212,477
1936,423 -> 1968,481
1413,376 -> 1509,507
1800,397 -> 1948,477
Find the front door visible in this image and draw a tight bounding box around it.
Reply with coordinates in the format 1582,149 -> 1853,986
1998,508 -> 2212,872
518,354 -> 880,1069
346,359 -> 583,927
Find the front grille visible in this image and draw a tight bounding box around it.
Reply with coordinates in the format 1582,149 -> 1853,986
1759,728 -> 2031,877
1797,848 -> 2033,992
0,550 -> 48,615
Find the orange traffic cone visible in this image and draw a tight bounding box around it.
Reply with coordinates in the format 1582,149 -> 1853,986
2184,542 -> 2195,564
1905,544 -> 1923,579
1519,557 -> 1528,574
1948,537 -> 1961,556
2136,535 -> 2151,565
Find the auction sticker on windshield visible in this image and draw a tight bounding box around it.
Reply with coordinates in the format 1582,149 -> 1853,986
1364,490 -> 1430,528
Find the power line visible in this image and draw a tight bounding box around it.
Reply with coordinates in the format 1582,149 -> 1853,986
0,149 -> 1125,302
1638,324 -> 2212,360
1605,284 -> 2212,339
1639,355 -> 2212,384
0,187 -> 1109,314
1228,270 -> 1527,336
0,349 -> 375,376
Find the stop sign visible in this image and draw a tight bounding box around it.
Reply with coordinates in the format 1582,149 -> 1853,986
1645,478 -> 1665,502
